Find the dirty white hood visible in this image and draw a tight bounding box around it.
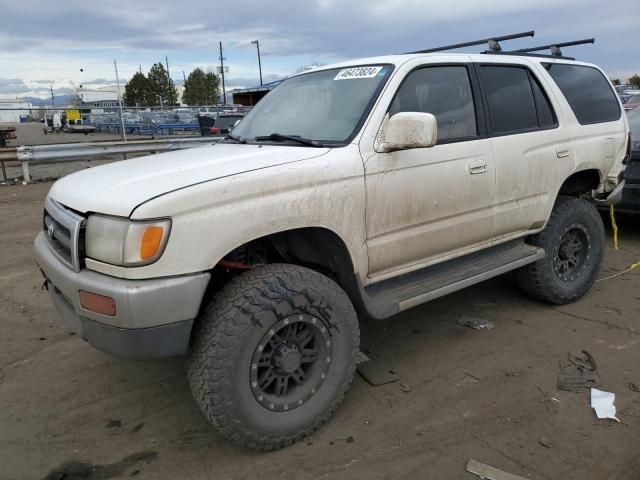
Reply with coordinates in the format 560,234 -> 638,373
48,143 -> 330,217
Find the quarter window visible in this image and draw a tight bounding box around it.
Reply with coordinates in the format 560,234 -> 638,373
543,63 -> 621,125
389,66 -> 477,142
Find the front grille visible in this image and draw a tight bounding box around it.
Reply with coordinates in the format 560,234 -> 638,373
43,197 -> 85,271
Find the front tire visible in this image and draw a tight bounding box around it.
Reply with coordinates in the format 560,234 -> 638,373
187,263 -> 359,450
515,195 -> 604,305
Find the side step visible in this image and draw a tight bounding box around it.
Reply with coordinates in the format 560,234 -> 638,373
359,240 -> 545,319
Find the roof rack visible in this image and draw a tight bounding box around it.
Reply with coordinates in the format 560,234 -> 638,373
509,38 -> 595,57
405,31 -> 535,54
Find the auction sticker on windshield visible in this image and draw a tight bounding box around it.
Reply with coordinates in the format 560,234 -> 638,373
334,66 -> 383,80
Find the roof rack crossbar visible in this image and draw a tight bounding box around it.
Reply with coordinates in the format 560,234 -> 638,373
511,38 -> 594,57
406,30 -> 535,54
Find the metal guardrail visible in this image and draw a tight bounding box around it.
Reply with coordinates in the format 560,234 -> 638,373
0,136 -> 224,182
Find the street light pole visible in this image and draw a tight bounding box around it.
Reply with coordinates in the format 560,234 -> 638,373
251,40 -> 263,86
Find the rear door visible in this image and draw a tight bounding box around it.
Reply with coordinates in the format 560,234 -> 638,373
477,62 -> 564,238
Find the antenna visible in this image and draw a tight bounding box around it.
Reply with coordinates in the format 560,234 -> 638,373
509,38 -> 594,57
406,31 -> 535,54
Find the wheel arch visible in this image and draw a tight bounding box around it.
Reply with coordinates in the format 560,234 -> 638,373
204,226 -> 369,316
558,168 -> 603,196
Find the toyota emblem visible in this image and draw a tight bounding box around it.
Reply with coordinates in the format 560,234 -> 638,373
47,222 -> 55,239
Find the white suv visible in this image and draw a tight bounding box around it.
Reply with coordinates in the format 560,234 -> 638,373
35,51 -> 628,450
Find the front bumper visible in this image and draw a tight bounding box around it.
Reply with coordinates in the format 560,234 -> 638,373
34,232 -> 210,359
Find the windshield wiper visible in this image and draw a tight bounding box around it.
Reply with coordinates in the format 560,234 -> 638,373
253,133 -> 325,147
225,133 -> 246,144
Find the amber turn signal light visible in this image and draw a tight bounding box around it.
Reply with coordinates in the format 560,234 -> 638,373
140,226 -> 164,260
79,290 -> 116,316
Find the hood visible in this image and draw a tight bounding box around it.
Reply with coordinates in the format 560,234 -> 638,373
48,143 -> 330,217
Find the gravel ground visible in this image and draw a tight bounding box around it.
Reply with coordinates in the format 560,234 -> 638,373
0,183 -> 639,480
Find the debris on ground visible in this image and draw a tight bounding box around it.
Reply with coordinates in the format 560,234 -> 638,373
457,315 -> 494,331
505,371 -> 523,377
357,351 -> 400,386
355,351 -> 370,365
538,437 -> 553,448
466,459 -> 529,480
400,382 -> 411,393
591,388 -> 620,422
629,382 -> 640,393
557,350 -> 600,392
357,356 -> 400,386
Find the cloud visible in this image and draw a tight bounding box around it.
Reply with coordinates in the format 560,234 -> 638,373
0,79 -> 30,94
0,0 -> 638,99
81,78 -> 116,85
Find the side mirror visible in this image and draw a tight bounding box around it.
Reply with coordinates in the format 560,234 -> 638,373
378,112 -> 438,152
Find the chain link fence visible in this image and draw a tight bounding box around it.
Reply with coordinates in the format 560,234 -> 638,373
0,103 -> 249,183
0,104 -> 252,145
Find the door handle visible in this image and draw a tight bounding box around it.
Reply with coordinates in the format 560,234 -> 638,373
556,147 -> 570,158
468,160 -> 487,174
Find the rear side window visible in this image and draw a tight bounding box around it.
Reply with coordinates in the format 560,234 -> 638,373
479,65 -> 556,135
543,63 -> 621,124
389,66 -> 477,142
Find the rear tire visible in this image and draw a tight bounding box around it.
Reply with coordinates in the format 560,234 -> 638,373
187,263 -> 359,450
515,196 -> 604,305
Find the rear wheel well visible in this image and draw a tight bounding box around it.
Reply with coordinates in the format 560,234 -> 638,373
206,228 -> 359,309
559,169 -> 601,196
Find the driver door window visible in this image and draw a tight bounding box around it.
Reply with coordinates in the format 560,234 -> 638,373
389,66 -> 478,143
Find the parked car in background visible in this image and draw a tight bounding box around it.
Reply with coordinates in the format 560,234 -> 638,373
616,108 -> 640,212
616,84 -> 639,95
623,92 -> 640,111
210,113 -> 244,134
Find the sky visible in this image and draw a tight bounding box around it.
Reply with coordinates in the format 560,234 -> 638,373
0,0 -> 638,101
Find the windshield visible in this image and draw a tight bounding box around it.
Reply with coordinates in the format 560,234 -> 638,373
232,65 -> 392,145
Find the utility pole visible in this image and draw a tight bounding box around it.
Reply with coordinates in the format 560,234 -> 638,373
113,59 -> 127,142
251,40 -> 263,86
165,56 -> 172,106
50,85 -> 55,106
219,42 -> 227,105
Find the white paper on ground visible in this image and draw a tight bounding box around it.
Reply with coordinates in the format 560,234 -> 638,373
590,388 -> 620,422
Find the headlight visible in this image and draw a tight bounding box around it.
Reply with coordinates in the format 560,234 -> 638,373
85,215 -> 171,266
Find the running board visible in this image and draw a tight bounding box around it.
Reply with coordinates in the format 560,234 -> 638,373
359,241 -> 545,319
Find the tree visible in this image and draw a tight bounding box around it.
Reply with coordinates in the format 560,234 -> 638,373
611,78 -> 621,86
147,63 -> 178,106
123,72 -> 153,106
182,68 -> 220,106
629,74 -> 640,88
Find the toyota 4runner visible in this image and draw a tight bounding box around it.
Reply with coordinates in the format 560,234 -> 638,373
35,51 -> 629,450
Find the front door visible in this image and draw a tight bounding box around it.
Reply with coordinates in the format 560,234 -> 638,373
364,64 -> 496,278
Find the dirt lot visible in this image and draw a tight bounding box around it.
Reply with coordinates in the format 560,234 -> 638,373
1,183 -> 639,480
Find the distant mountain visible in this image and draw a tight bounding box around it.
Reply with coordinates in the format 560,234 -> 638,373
23,95 -> 78,107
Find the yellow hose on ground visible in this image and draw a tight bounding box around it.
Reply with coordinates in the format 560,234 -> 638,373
595,204 -> 640,282
609,203 -> 619,251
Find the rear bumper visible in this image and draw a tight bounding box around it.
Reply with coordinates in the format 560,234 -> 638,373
34,232 -> 210,359
595,179 -> 626,206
